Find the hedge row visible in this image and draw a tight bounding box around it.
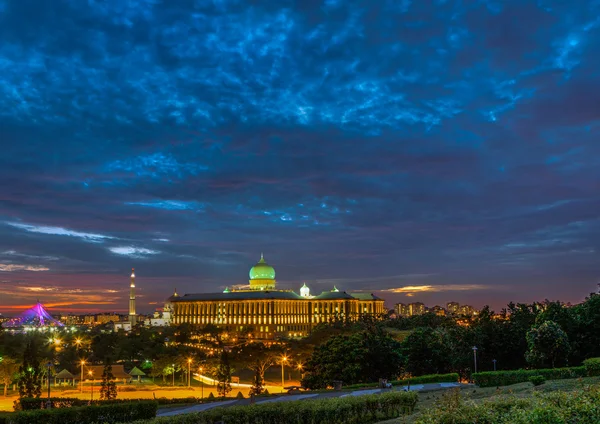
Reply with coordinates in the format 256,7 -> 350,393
473,366 -> 587,387
134,391 -> 418,424
583,357 -> 600,376
6,401 -> 157,424
0,412 -> 11,424
415,386 -> 600,423
17,396 -> 233,411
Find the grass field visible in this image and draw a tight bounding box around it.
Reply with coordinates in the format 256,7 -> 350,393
378,375 -> 600,423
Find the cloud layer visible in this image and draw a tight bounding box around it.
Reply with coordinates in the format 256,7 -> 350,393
0,0 -> 599,313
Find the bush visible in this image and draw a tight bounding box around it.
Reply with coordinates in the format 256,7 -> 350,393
473,366 -> 587,387
583,357 -> 600,376
0,412 -> 12,424
134,391 -> 418,424
528,375 -> 545,386
9,401 -> 157,424
415,387 -> 600,423
17,396 -> 210,411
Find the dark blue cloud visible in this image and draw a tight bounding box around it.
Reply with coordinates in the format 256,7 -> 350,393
1,0 -> 599,312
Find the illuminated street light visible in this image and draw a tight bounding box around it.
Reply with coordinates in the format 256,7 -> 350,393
281,355 -> 288,393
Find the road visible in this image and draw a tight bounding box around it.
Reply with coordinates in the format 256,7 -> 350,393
156,382 -> 465,417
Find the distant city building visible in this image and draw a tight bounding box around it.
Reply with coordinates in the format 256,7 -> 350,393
408,302 -> 426,316
447,302 -> 460,314
459,305 -> 476,316
430,305 -> 446,316
60,314 -> 82,325
395,303 -> 410,317
146,303 -> 173,327
96,313 -> 121,325
168,254 -> 385,339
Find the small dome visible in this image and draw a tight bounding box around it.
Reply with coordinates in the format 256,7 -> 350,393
249,253 -> 276,280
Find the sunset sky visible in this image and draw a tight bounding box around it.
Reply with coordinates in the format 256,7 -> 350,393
1,0 -> 599,315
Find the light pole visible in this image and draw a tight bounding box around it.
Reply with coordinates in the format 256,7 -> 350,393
172,364 -> 175,387
199,367 -> 204,399
187,359 -> 192,388
80,360 -> 85,393
493,359 -> 497,371
46,362 -> 52,408
297,363 -> 304,380
88,371 -> 94,401
281,355 -> 288,393
472,346 -> 478,376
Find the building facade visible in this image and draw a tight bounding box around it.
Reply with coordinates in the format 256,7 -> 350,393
169,255 -> 385,339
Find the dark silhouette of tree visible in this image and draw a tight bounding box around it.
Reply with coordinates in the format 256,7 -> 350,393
100,363 -> 118,400
17,339 -> 42,399
526,321 -> 570,368
249,366 -> 264,396
215,350 -> 232,398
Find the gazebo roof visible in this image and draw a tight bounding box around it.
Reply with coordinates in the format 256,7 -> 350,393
55,369 -> 75,379
129,366 -> 146,376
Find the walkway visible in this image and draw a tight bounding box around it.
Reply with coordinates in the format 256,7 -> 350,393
157,382 -> 467,417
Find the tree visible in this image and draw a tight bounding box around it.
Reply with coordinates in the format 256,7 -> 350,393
99,363 -> 118,400
249,366 -> 264,396
0,357 -> 19,396
302,330 -> 403,389
526,320 -> 570,368
233,342 -> 280,391
151,356 -> 177,383
402,328 -> 452,376
17,339 -> 42,399
215,350 -> 232,398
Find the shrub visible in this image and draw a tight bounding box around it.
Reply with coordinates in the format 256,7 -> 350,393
9,401 -> 157,424
134,391 -> 418,424
473,366 -> 587,387
0,412 -> 12,424
236,391 -> 244,399
583,358 -> 600,376
17,397 -> 201,411
415,387 -> 600,424
528,375 -> 545,386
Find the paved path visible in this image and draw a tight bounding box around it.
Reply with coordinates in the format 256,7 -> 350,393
155,382 -> 470,417
157,400 -> 238,417
257,394 -> 319,404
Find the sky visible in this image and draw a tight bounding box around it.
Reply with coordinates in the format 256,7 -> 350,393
1,0 -> 599,315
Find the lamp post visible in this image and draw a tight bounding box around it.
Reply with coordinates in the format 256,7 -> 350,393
492,359 -> 497,371
172,364 -> 175,387
297,363 -> 304,380
281,355 -> 288,393
46,362 -> 52,408
199,367 -> 204,399
88,371 -> 94,401
80,360 -> 85,393
187,359 -> 192,388
472,346 -> 478,376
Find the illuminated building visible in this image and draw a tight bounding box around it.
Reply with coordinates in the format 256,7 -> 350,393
446,302 -> 460,315
408,302 -> 425,316
430,305 -> 446,316
459,304 -> 476,316
169,254 -> 385,339
395,303 -> 410,317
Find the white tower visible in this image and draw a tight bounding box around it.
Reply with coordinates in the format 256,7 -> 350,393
300,283 -> 310,297
129,268 -> 137,326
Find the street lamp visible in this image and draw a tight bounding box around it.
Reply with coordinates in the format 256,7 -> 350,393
88,371 -> 94,401
46,362 -> 52,408
297,363 -> 305,380
187,359 -> 192,388
172,364 -> 175,387
472,346 -> 478,375
492,359 -> 497,371
80,360 -> 85,393
199,367 -> 204,399
280,355 -> 288,393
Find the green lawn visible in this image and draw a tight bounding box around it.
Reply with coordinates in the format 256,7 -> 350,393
378,376 -> 600,424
